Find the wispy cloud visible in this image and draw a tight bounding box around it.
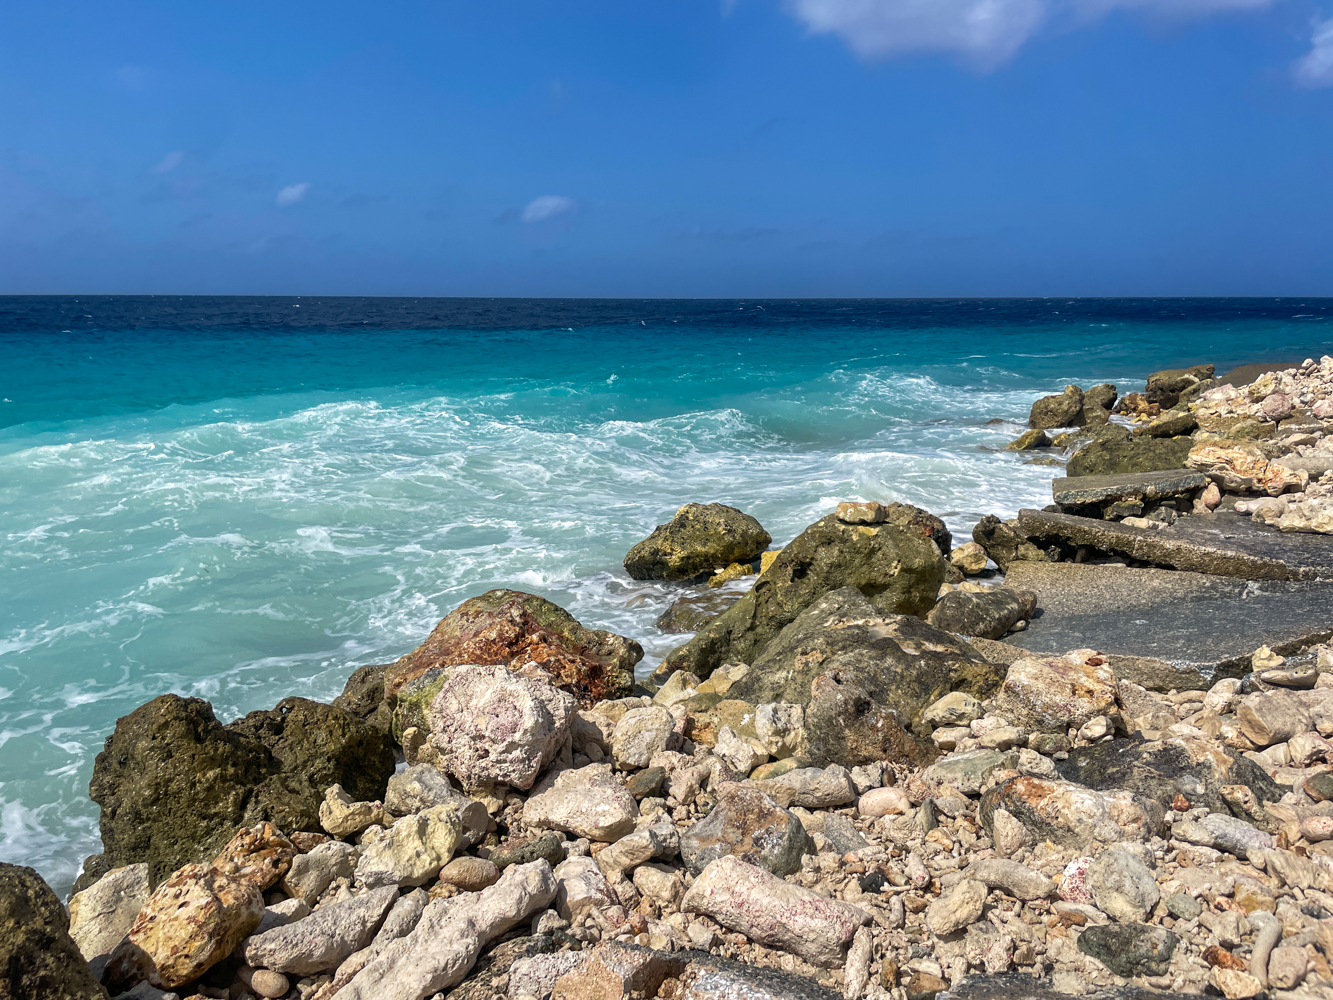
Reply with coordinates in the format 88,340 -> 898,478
275,182 -> 311,208
521,194 -> 576,223
152,151 -> 184,174
1295,14 -> 1333,87
785,0 -> 1271,69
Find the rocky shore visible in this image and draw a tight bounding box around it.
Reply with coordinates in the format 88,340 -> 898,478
8,357 -> 1333,1000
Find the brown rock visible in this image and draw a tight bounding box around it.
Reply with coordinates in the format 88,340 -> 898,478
437,856 -> 500,892
384,589 -> 641,707
208,822 -> 296,890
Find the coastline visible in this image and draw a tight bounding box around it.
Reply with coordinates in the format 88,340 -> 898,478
7,353 -> 1333,1000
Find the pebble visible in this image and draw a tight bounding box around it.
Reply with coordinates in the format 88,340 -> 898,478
857,786 -> 911,817
249,969 -> 290,999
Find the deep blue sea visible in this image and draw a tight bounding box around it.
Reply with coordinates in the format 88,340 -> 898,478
4,295 -> 1332,895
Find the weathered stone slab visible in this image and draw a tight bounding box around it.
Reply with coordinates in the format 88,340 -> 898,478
1003,562 -> 1333,689
940,972 -> 1200,1000
1014,508 -> 1333,580
1052,470 -> 1208,507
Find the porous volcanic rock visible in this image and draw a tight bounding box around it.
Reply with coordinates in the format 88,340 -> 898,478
624,503 -> 772,582
82,694 -> 394,890
383,589 -> 640,707
658,508 -> 949,680
0,863 -> 108,1000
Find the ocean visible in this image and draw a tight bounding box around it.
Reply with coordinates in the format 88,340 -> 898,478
3,295 -> 1332,896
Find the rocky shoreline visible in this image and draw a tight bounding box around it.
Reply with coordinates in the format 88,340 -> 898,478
7,357 -> 1333,1000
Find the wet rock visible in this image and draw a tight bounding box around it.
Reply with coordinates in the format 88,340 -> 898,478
1054,736 -> 1280,816
926,879 -> 986,935
523,763 -> 639,841
966,858 -> 1055,900
980,776 -> 1164,849
332,663 -> 392,733
384,589 -> 640,707
1087,846 -> 1159,923
803,665 -> 939,769
1007,429 -> 1051,452
624,503 -> 771,582
1067,434 -> 1194,478
1029,386 -> 1085,429
68,862 -> 150,980
681,855 -> 868,967
208,821 -> 295,891
656,590 -> 745,634
0,863 -> 109,1000
729,588 -> 1002,732
612,705 -> 676,769
927,588 -> 1035,640
280,840 -> 357,903
680,782 -> 813,876
319,784 -> 384,838
354,804 -> 463,888
992,650 -> 1118,732
384,764 -> 488,846
83,693 -> 394,890
660,507 -> 949,680
427,665 -> 577,791
971,516 -> 1048,573
243,885 -> 398,975
1076,922 -> 1178,977
103,863 -> 264,991
337,860 -> 557,1000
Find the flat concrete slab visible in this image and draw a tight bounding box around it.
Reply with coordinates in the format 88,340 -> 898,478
1052,469 -> 1207,506
1015,508 -> 1333,580
1002,561 -> 1333,689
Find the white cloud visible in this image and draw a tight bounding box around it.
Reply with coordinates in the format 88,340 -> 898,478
1295,15 -> 1333,87
275,182 -> 311,208
786,0 -> 1271,68
521,195 -> 576,223
152,151 -> 183,174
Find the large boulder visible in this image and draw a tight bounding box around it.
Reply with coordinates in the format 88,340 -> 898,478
1066,434 -> 1194,477
0,863 -> 108,1000
68,863 -> 151,980
332,663 -> 393,732
1145,364 -> 1215,409
927,587 -> 1036,639
728,588 -> 1003,727
803,666 -> 939,768
980,776 -> 1165,850
624,503 -> 772,582
1029,386 -> 1085,429
991,649 -> 1118,732
383,589 -> 640,708
83,694 -> 394,889
658,506 -> 949,680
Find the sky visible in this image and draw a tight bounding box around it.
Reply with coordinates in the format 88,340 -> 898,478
2,0 -> 1333,297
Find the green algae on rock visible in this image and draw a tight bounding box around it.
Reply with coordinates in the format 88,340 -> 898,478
623,503 -> 771,582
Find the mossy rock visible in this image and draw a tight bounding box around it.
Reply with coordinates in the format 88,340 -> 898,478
1029,386 -> 1084,429
391,666 -> 454,743
657,507 -> 947,681
624,503 -> 771,582
1066,435 -> 1194,477
0,864 -> 107,999
332,663 -> 393,733
1006,429 -> 1050,451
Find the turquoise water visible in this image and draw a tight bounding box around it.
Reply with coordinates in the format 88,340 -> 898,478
3,296 -> 1331,895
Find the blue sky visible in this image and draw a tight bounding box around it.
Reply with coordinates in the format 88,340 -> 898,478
2,0 -> 1332,296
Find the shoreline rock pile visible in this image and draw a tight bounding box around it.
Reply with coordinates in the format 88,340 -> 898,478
7,357 -> 1333,1000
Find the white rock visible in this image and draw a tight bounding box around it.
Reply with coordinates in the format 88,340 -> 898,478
755,702 -> 805,757
924,692 -> 983,727
632,862 -> 684,907
858,786 -> 911,818
713,725 -> 766,776
523,763 -> 639,841
242,885 -> 398,975
611,706 -> 675,769
553,856 -> 617,921
354,804 -> 463,888
67,863 -> 151,979
926,879 -> 986,935
680,855 -> 868,967
280,841 -> 358,903
384,764 -> 489,845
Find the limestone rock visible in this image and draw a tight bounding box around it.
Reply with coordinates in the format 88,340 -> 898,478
319,784 -> 385,838
926,879 -> 986,935
81,693 -> 394,891
624,503 -> 771,582
330,889 -> 430,989
971,516 -> 1048,573
1067,434 -> 1194,478
354,804 -> 464,888
924,692 -> 983,727
553,856 -> 617,921
803,665 -> 939,769
208,821 -> 295,890
1076,922 -> 1178,977
243,885 -> 397,975
950,541 -> 990,573
68,862 -> 150,979
332,662 -> 392,733
660,507 -> 949,680
681,855 -> 868,967
927,588 -> 1035,640
103,863 -> 264,991
549,942 -> 687,999
1029,385 -> 1085,429
923,749 -> 1018,796
713,725 -> 766,775
280,840 -> 357,903
611,706 -> 675,769
0,863 -> 109,1000
509,951 -> 588,1000
383,589 -> 640,707
1087,846 -> 1160,922
681,782 -> 813,876
254,896 -> 311,935
655,591 -> 744,634
753,765 -> 857,808
384,764 -> 489,846
523,763 -> 639,841
980,776 -> 1165,849
991,650 -> 1117,732
965,858 -> 1055,900
427,665 -> 577,791
337,860 -> 558,1000
437,856 -> 500,892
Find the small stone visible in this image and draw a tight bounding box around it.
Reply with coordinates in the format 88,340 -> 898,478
523,764 -> 639,842
552,856 -> 617,921
681,782 -> 812,877
905,972 -> 949,1000
436,856 -> 499,892
713,725 -> 766,776
1211,968 -> 1263,999
625,767 -> 666,800
966,858 -> 1055,900
753,765 -> 856,808
489,831 -> 567,871
858,786 -> 912,818
990,808 -> 1033,858
950,541 -> 991,573
1252,645 -> 1286,669
925,879 -> 986,936
384,764 -> 489,845
250,969 -> 291,999
923,692 -> 983,727
611,706 -> 676,769
1076,716 -> 1112,743
319,784 -> 385,838
1166,892 -> 1203,920
1087,845 -> 1159,923
836,501 -> 890,524
1268,946 -> 1308,989
923,749 -> 1017,796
